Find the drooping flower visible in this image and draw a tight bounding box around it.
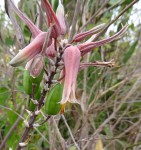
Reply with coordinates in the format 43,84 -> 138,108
60,25 -> 128,105
61,46 -> 81,104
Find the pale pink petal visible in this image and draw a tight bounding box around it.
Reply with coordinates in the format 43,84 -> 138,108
9,0 -> 41,37
9,32 -> 46,66
56,0 -> 67,35
61,46 -> 81,104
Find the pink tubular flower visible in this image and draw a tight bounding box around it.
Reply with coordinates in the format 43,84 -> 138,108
41,0 -> 62,38
9,32 -> 46,66
61,46 -> 81,104
60,25 -> 128,105
9,0 -> 46,68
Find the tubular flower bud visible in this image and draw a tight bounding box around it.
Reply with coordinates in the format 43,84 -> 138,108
9,32 -> 46,67
78,25 -> 128,56
56,0 -> 67,35
29,54 -> 44,78
61,46 -> 81,104
41,0 -> 61,38
72,23 -> 105,42
45,38 -> 56,58
9,0 -> 52,68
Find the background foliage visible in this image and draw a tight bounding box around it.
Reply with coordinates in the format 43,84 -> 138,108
0,0 -> 141,149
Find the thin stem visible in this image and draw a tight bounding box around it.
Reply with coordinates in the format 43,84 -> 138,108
52,117 -> 66,150
62,115 -> 80,150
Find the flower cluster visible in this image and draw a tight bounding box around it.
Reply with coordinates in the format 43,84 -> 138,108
9,0 -> 128,105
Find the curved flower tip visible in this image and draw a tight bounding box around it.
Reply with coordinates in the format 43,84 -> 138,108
25,58 -> 33,70
60,46 -> 81,104
41,0 -> 61,38
9,32 -> 46,67
56,0 -> 67,35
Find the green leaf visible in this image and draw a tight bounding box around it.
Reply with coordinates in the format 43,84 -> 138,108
104,125 -> 113,138
69,146 -> 77,150
7,110 -> 18,124
5,36 -> 15,46
109,0 -> 118,5
0,87 -> 10,104
123,41 -> 138,63
116,139 -> 128,147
